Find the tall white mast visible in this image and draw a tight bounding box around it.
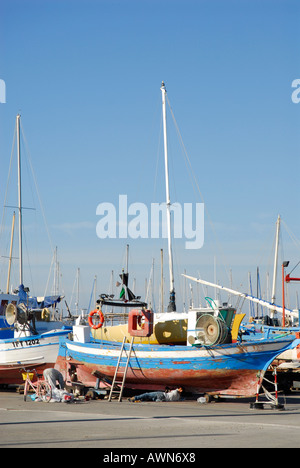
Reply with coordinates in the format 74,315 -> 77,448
270,215 -> 280,317
16,114 -> 23,285
160,81 -> 176,311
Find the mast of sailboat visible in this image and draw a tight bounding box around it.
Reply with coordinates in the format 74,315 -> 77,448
270,214 -> 280,318
16,114 -> 23,285
160,81 -> 176,312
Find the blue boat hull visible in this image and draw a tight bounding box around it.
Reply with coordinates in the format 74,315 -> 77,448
56,335 -> 300,397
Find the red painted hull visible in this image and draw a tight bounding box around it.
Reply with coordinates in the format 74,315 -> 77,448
0,362 -> 55,386
56,355 -> 260,396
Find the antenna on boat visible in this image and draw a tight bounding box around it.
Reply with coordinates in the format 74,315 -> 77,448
160,81 -> 176,312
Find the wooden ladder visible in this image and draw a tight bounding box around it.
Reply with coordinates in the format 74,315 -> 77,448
108,336 -> 134,402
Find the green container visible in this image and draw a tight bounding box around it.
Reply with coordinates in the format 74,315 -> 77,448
218,308 -> 235,328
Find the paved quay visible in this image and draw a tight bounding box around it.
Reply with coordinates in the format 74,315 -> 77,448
0,390 -> 300,449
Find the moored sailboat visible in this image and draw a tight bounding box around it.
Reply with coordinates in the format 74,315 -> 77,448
0,115 -> 70,385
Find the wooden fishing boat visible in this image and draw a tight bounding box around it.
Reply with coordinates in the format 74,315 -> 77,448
55,303 -> 300,398
55,310 -> 300,397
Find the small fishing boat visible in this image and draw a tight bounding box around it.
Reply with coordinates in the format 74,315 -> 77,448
0,284 -> 70,386
55,306 -> 300,397
56,265 -> 298,398
56,255 -> 300,398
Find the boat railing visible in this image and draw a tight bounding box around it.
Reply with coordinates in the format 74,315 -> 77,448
101,312 -> 129,327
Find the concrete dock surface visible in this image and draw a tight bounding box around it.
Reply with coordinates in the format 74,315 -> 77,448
1,389 -> 300,449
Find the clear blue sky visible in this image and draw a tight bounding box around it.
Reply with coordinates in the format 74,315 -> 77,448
0,0 -> 299,314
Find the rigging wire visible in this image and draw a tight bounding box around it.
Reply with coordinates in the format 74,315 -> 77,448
0,122 -> 18,288
289,260 -> 300,275
281,219 -> 300,252
19,120 -> 54,254
166,95 -> 232,284
0,117 -> 59,297
0,122 -> 17,247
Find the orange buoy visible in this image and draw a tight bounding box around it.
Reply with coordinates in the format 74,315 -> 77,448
88,309 -> 104,329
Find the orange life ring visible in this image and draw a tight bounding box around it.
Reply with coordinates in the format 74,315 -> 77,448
88,309 -> 104,329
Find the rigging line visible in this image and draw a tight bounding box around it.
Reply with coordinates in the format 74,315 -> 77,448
19,120 -> 54,253
69,269 -> 78,313
43,248 -> 55,297
279,228 -> 285,266
166,95 -> 205,203
168,128 -> 178,202
0,124 -> 17,243
23,228 -> 34,292
166,95 -> 231,283
87,276 -> 97,314
289,260 -> 300,275
152,114 -> 163,203
281,219 -> 300,251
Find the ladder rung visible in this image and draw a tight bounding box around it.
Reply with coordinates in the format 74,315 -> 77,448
108,336 -> 134,402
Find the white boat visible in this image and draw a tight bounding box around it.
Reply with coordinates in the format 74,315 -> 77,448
0,328 -> 70,385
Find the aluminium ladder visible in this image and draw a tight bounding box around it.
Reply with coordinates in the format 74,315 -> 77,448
108,336 -> 134,402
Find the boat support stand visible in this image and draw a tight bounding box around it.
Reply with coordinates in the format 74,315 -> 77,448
250,367 -> 285,411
